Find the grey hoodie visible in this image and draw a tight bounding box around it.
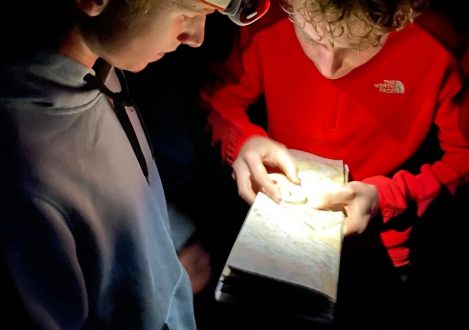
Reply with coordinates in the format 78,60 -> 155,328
0,51 -> 196,330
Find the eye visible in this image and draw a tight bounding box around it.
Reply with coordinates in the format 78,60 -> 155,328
300,30 -> 315,42
180,14 -> 198,23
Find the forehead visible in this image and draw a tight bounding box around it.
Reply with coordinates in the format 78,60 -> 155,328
174,0 -> 215,12
296,11 -> 382,49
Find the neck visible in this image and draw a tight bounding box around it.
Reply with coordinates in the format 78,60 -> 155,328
58,26 -> 98,69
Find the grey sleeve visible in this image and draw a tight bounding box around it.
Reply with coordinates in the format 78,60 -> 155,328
167,203 -> 196,252
1,196 -> 88,330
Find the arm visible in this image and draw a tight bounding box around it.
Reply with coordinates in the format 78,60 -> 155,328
201,28 -> 268,165
1,195 -> 88,330
317,61 -> 469,232
363,62 -> 469,222
202,30 -> 298,204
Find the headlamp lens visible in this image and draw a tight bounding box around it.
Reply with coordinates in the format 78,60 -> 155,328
204,0 -> 271,26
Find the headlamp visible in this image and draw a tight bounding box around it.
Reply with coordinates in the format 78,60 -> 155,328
203,0 -> 271,26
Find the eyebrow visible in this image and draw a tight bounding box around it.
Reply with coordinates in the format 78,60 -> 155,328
198,0 -> 226,11
300,22 -> 370,50
180,1 -> 216,13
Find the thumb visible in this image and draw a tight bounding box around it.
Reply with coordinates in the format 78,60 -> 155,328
278,155 -> 300,185
308,194 -> 328,209
308,187 -> 350,211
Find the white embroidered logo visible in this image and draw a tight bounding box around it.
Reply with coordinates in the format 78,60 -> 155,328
374,80 -> 405,94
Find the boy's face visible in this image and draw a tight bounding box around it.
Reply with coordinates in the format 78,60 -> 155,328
292,11 -> 388,79
88,0 -> 215,72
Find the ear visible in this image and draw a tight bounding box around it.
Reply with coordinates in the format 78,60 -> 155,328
76,0 -> 110,17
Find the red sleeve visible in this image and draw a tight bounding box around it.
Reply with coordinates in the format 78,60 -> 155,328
463,34 -> 469,78
364,62 -> 469,222
201,29 -> 268,164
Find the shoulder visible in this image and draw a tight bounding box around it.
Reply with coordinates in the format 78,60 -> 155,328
416,9 -> 469,78
415,9 -> 467,59
387,16 -> 460,68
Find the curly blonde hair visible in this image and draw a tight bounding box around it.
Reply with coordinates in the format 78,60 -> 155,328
281,0 -> 429,48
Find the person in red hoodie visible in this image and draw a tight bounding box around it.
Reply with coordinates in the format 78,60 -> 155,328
202,0 -> 469,327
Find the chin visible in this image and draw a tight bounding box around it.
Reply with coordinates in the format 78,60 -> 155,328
126,63 -> 149,73
126,54 -> 166,72
325,72 -> 348,79
154,52 -> 166,61
320,68 -> 354,80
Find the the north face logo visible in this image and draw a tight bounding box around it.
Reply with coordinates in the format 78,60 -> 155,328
374,80 -> 405,94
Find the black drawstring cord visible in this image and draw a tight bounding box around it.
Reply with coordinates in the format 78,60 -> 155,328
114,69 -> 155,158
84,68 -> 150,183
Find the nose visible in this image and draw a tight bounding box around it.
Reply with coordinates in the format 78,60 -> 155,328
177,16 -> 206,48
315,49 -> 344,78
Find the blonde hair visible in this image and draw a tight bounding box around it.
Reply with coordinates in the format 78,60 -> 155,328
281,0 -> 428,48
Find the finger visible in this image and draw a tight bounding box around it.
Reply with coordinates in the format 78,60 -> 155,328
179,243 -> 211,275
342,216 -> 353,236
244,152 -> 281,202
343,213 -> 360,236
260,178 -> 282,203
193,250 -> 211,269
191,266 -> 212,294
274,149 -> 300,184
311,185 -> 354,209
233,160 -> 257,204
187,242 -> 210,264
343,205 -> 369,236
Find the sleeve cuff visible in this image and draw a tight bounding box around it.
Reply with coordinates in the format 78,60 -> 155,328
362,175 -> 407,223
167,203 -> 196,251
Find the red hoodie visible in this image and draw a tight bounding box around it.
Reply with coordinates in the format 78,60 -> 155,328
202,9 -> 469,267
